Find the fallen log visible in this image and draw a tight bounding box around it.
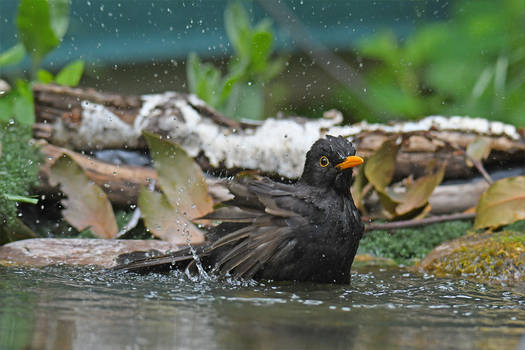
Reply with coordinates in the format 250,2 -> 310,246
33,84 -> 525,181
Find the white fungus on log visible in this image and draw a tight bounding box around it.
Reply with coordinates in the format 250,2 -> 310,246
46,90 -> 523,179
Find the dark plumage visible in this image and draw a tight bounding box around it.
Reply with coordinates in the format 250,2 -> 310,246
113,135 -> 364,284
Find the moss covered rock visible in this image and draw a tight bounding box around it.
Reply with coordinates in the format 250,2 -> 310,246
420,228 -> 525,286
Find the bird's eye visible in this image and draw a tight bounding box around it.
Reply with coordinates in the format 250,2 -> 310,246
319,156 -> 330,167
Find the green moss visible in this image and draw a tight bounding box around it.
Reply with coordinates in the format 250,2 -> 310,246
423,230 -> 525,285
503,219 -> 525,235
0,122 -> 42,233
358,220 -> 472,265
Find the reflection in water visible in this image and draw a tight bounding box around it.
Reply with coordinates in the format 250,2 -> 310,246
0,266 -> 524,350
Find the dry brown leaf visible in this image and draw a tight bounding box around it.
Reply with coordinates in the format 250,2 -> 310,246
143,131 -> 213,219
410,203 -> 432,220
364,138 -> 400,191
466,136 -> 492,167
474,176 -> 525,229
395,162 -> 446,216
377,190 -> 399,219
48,154 -> 118,238
138,186 -> 205,244
350,165 -> 367,213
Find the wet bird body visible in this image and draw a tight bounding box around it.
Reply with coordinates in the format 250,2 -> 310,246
114,136 -> 364,284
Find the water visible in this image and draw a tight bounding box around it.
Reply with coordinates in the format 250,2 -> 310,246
1,266 -> 524,350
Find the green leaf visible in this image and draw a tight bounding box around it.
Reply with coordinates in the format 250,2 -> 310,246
13,100 -> 34,129
15,80 -> 32,101
225,83 -> 264,120
12,80 -> 34,125
404,24 -> 448,66
186,53 -> 223,107
37,69 -> 54,84
48,153 -> 118,238
364,138 -> 400,191
0,44 -> 26,67
260,56 -> 284,82
17,0 -> 60,64
250,30 -> 273,72
365,81 -> 425,118
425,60 -> 484,99
138,186 -> 205,244
0,93 -> 15,122
474,176 -> 525,229
143,131 -> 213,219
48,0 -> 70,40
493,55 -> 508,96
55,60 -> 84,86
224,1 -> 252,59
219,70 -> 243,105
358,31 -> 400,66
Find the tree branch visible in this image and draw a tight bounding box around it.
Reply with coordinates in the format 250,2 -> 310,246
364,212 -> 476,233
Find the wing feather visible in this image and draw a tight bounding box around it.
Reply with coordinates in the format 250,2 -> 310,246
113,175 -> 317,279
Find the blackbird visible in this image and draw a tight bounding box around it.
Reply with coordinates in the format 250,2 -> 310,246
113,135 -> 364,284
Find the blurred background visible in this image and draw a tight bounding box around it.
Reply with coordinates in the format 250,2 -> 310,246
1,0 -> 524,125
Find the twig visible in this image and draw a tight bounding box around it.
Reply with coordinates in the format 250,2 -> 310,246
431,134 -> 494,184
463,154 -> 493,185
364,212 -> 476,233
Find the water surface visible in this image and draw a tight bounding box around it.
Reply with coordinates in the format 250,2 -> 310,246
1,266 -> 524,350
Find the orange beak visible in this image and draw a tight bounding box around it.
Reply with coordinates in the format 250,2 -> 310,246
335,155 -> 364,170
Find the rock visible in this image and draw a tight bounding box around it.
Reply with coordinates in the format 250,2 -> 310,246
0,238 -> 181,268
352,254 -> 397,268
419,231 -> 525,286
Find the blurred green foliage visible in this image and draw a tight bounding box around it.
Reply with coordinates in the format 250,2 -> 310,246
0,0 -> 84,126
187,1 -> 283,120
347,0 -> 525,125
358,220 -> 472,265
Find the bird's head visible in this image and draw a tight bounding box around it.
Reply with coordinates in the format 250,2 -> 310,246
300,135 -> 363,194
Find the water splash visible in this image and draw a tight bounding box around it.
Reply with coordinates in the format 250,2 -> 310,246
181,217 -> 213,282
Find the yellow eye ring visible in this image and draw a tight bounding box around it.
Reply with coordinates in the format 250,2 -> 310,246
320,156 -> 330,167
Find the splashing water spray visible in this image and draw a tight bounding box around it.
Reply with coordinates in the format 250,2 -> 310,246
178,185 -> 212,281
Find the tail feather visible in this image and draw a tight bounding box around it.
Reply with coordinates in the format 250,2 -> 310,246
112,247 -> 197,274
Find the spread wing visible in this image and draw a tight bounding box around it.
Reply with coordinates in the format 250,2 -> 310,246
112,176 -> 319,280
